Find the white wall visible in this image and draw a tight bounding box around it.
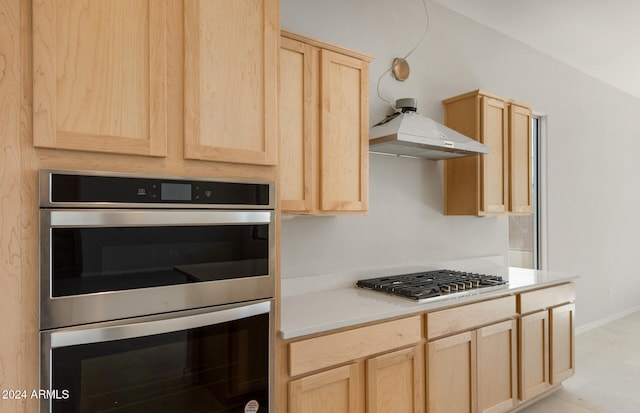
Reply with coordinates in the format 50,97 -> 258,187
280,0 -> 640,328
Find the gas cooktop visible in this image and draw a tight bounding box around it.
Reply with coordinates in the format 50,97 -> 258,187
356,269 -> 508,302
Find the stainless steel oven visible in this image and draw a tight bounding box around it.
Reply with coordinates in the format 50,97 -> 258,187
39,170 -> 275,412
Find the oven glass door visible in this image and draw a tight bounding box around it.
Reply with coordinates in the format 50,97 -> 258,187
44,210 -> 272,297
40,210 -> 275,329
42,301 -> 271,413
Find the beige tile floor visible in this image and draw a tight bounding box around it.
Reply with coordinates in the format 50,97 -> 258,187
518,311 -> 640,412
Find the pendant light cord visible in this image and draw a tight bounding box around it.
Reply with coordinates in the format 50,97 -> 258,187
376,0 -> 431,110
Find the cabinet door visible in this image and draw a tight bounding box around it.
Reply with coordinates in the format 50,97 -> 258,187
279,37 -> 316,212
519,310 -> 549,401
366,346 -> 425,413
480,96 -> 507,214
550,303 -> 575,384
289,363 -> 364,413
477,320 -> 517,413
508,104 -> 532,214
427,331 -> 476,413
33,0 -> 168,157
184,0 -> 278,165
319,49 -> 369,212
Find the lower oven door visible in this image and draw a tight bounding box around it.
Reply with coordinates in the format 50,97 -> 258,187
40,300 -> 272,413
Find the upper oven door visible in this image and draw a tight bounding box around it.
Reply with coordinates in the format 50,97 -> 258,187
40,209 -> 275,330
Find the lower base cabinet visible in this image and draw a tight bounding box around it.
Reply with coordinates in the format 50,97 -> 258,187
518,284 -> 576,403
288,363 -> 364,413
550,303 -> 575,384
283,283 -> 575,413
427,331 -> 476,413
477,320 -> 518,413
367,346 -> 425,413
427,320 -> 517,413
286,316 -> 423,413
519,311 -> 550,400
287,345 -> 424,413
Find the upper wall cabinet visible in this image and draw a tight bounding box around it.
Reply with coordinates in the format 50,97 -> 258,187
33,0 -> 168,157
184,0 -> 278,165
279,31 -> 372,215
508,103 -> 533,214
33,0 -> 279,166
443,90 -> 532,216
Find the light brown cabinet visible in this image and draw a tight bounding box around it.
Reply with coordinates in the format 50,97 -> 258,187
426,297 -> 517,413
33,0 -> 278,166
477,320 -> 519,413
184,0 -> 278,165
508,104 -> 534,214
288,345 -> 425,413
518,310 -> 550,401
427,330 -> 476,413
285,316 -> 423,413
289,363 -> 364,413
443,90 -> 532,216
33,0 -> 169,157
550,303 -> 576,384
279,31 -> 372,214
281,283 -> 575,413
518,284 -> 575,402
366,346 -> 425,413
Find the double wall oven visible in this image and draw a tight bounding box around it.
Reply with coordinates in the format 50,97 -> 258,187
39,170 -> 275,413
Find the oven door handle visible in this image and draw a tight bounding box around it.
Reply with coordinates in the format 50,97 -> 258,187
44,209 -> 273,227
48,300 -> 271,348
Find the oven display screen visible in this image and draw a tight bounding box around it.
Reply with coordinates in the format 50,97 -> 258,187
161,183 -> 191,201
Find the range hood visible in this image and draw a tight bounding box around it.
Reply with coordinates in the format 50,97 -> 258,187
369,98 -> 490,160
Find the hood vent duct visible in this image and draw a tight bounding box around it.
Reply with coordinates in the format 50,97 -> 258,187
369,98 -> 490,160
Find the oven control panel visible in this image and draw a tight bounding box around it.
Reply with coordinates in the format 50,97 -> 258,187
41,170 -> 273,208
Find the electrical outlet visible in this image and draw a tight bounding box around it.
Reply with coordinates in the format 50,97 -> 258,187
608,288 -> 614,299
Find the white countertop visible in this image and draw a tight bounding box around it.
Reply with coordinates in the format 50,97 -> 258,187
280,261 -> 579,339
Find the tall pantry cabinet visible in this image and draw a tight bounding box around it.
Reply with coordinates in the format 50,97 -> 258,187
32,0 -> 279,166
443,90 -> 533,216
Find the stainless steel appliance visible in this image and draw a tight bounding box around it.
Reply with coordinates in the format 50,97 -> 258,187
369,98 -> 490,160
39,170 -> 275,412
356,269 -> 507,302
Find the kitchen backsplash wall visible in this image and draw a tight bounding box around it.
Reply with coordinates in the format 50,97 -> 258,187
281,0 -> 640,328
281,154 -> 508,277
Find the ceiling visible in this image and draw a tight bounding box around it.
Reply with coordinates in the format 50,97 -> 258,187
433,0 -> 640,99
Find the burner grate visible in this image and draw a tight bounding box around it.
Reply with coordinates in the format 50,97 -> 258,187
356,269 -> 507,301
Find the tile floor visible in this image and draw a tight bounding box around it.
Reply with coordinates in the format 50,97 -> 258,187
518,311 -> 640,412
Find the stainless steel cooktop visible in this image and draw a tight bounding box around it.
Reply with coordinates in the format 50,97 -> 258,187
356,269 -> 508,302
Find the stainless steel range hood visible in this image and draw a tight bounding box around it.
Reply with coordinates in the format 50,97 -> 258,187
369,99 -> 489,160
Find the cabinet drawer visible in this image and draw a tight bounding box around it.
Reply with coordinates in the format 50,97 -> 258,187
518,283 -> 575,314
426,295 -> 516,339
289,316 -> 422,377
